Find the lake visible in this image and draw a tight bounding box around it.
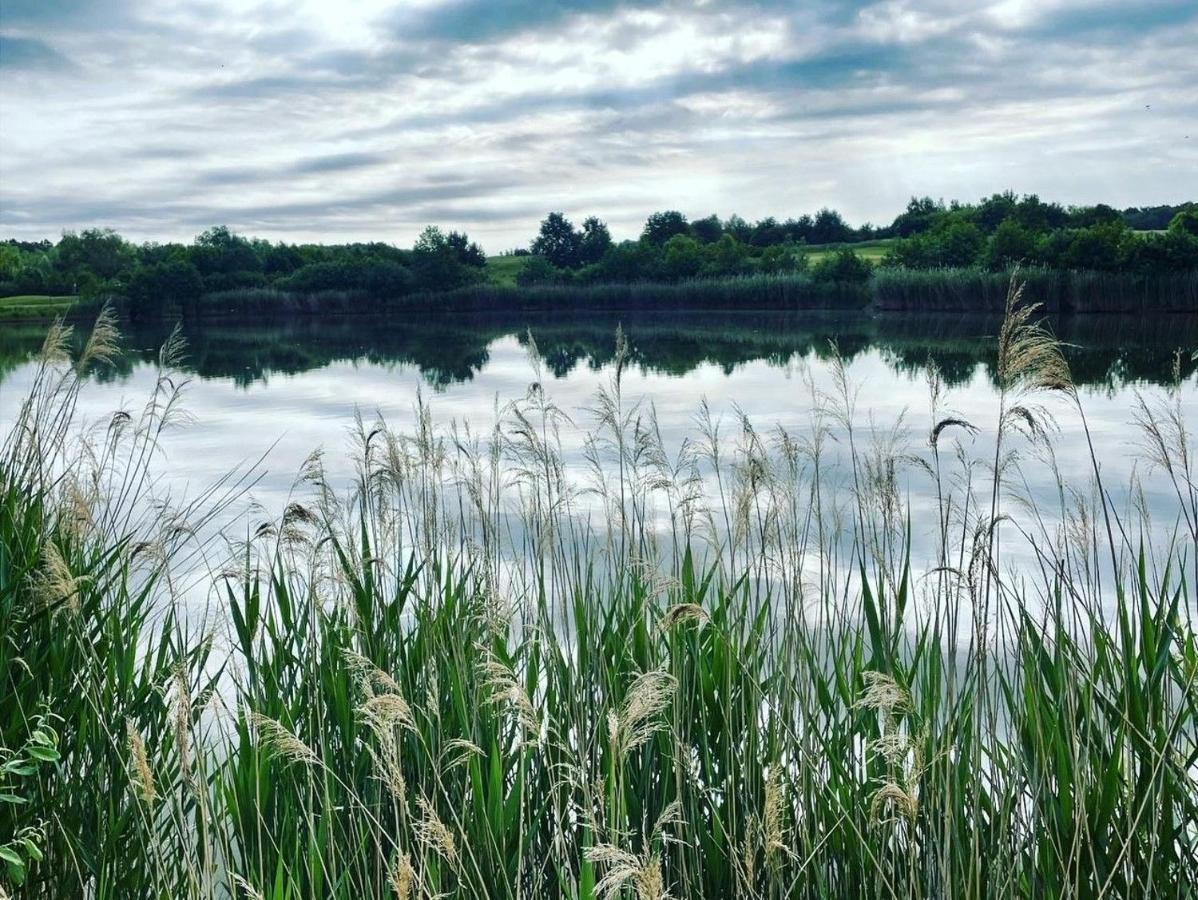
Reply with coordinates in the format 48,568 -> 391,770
2,308 -> 1196,606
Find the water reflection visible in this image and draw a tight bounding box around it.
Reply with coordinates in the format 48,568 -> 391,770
1,309 -> 1195,391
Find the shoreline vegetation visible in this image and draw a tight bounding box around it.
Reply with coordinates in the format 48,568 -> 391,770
2,286 -> 1197,897
2,195 -> 1196,320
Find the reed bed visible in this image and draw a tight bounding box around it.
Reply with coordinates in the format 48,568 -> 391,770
408,274 -> 871,312
190,269 -> 1195,317
873,266 -> 1198,314
2,287 -> 1197,899
169,275 -> 870,318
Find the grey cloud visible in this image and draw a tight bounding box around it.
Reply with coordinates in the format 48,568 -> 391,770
289,152 -> 390,175
388,0 -> 637,44
1026,0 -> 1197,39
0,34 -> 74,70
1,0 -> 118,25
188,73 -> 375,102
2,176 -> 525,234
189,153 -> 389,189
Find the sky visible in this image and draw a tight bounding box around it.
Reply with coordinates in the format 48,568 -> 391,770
1,0 -> 1196,252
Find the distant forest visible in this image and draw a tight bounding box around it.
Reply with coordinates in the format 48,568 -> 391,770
1,194 -> 1195,317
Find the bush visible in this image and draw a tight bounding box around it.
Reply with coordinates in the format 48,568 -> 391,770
812,249 -> 871,284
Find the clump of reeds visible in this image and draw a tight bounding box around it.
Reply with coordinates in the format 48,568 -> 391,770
2,287 -> 1196,898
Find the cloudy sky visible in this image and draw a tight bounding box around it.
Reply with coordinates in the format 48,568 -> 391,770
1,0 -> 1195,251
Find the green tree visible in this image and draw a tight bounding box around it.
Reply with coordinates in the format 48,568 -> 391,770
126,260 -> 204,318
411,226 -> 484,291
704,234 -> 749,276
1062,222 -> 1132,271
1070,203 -> 1121,228
578,216 -> 612,265
975,191 -> 1018,232
892,197 -> 943,237
758,243 -> 808,274
723,214 -> 753,242
1167,208 -> 1198,237
531,212 -> 582,268
935,220 -> 985,267
663,234 -> 703,280
812,249 -> 871,284
642,210 -> 690,245
1126,229 -> 1198,272
191,226 -> 261,275
515,256 -> 563,286
811,208 -> 852,244
446,231 -> 486,267
56,228 -> 135,282
690,214 -> 723,244
985,218 -> 1036,269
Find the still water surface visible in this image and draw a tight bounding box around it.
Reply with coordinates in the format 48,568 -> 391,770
2,309 -> 1195,591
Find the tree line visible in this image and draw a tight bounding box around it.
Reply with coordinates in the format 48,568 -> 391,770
0,225 -> 488,317
515,196 -> 1197,286
0,194 -> 1194,317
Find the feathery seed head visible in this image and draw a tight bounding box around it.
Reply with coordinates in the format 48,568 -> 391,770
360,693 -> 415,732
763,766 -> 789,866
659,603 -> 709,631
870,781 -> 918,823
612,669 -> 676,758
249,711 -> 320,768
35,541 -> 89,612
390,854 -> 416,900
414,795 -> 458,864
173,664 -> 194,789
77,304 -> 121,372
126,719 -> 157,805
856,671 -> 910,719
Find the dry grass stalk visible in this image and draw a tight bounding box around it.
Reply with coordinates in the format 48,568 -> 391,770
389,853 -> 416,900
585,844 -> 670,900
996,277 -> 1072,396
609,669 -> 676,758
76,303 -> 120,372
659,603 -> 708,631
173,664 -> 194,790
480,652 -> 540,747
126,719 -> 157,805
855,671 -> 910,719
414,796 -> 457,865
249,712 -> 321,768
34,541 -> 89,613
763,766 -> 789,867
870,781 -> 918,823
229,873 -> 265,899
37,318 -> 73,365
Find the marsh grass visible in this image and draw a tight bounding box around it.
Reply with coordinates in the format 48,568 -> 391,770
2,287 -> 1197,898
873,266 -> 1198,314
149,268 -> 1197,319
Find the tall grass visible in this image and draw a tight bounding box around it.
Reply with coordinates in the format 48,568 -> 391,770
2,289 -> 1197,898
407,274 -> 871,312
181,276 -> 869,318
873,266 -> 1198,313
192,268 -> 1194,317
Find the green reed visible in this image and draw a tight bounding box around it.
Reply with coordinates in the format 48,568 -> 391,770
872,266 -> 1198,314
2,294 -> 1196,898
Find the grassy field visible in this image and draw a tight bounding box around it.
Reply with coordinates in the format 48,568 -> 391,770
0,294 -> 92,320
2,294 -> 1196,898
801,237 -> 895,263
486,254 -> 531,286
